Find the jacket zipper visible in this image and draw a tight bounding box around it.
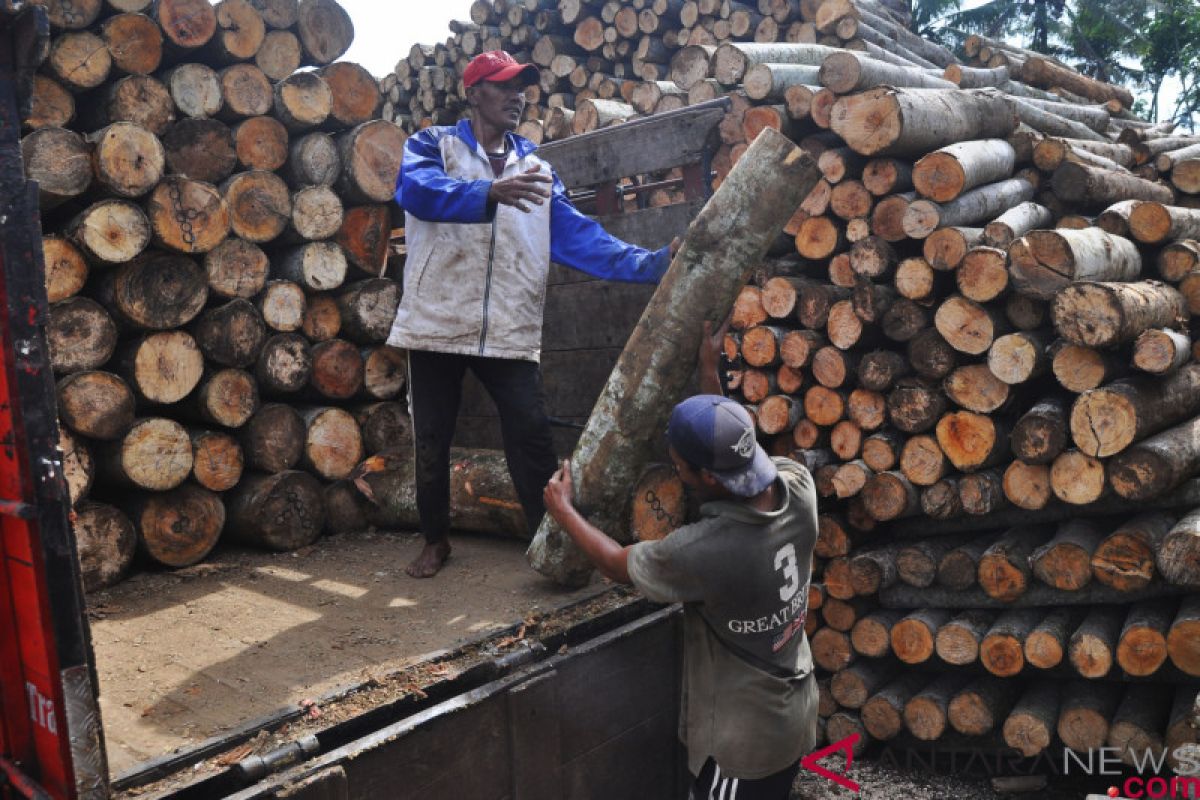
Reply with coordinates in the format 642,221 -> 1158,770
479,213 -> 498,354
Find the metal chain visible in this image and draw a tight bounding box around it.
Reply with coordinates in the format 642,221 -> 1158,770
167,180 -> 198,248
643,489 -> 679,528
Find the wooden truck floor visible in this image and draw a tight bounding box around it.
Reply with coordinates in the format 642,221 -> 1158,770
86,529 -> 609,779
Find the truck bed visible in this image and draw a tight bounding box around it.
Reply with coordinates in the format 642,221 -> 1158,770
87,529 -> 609,779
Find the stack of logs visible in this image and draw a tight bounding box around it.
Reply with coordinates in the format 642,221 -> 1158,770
21,0 -> 416,591
705,46 -> 1200,771
386,0 -> 1200,761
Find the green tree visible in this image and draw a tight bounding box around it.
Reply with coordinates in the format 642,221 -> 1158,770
1141,0 -> 1200,127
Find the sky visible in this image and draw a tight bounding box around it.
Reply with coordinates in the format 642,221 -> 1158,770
338,1 -> 477,78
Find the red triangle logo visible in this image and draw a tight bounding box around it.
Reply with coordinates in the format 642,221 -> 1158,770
800,734 -> 861,792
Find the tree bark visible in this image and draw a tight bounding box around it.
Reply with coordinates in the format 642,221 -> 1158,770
308,338 -> 363,400
912,139 -> 1016,204
256,332 -> 311,395
1052,281 -> 1187,350
162,118 -> 236,185
1126,202 -> 1200,247
528,129 -> 820,585
115,330 -> 204,404
204,238 -> 269,300
21,126 -> 92,210
298,406 -> 362,480
1051,161 -> 1174,209
1116,598 -> 1175,678
830,87 -> 1016,158
1069,605 -> 1124,678
1029,519 -> 1103,591
47,297 -> 117,375
903,673 -> 972,741
1132,328 -> 1191,375
255,29 -> 302,80
188,368 -> 258,429
358,447 -> 528,539
934,608 -> 994,665
1090,512 -> 1173,592
862,673 -> 929,741
163,62 -> 222,119
227,470 -> 325,550
72,502 -> 136,592
1110,415 -> 1200,501
1058,680 -> 1122,751
98,251 -> 209,329
258,280 -> 306,332
336,120 -> 407,204
296,0 -> 354,65
1008,398 -> 1065,465
1070,363 -> 1200,458
190,428 -> 244,492
979,607 -> 1042,677
903,178 -> 1035,240
978,525 -> 1052,602
891,608 -> 950,664
711,41 -> 837,84
948,677 -> 1020,736
831,658 -> 897,709
1002,682 -> 1060,757
355,400 -> 410,456
1009,227 -> 1143,302
99,417 -> 192,491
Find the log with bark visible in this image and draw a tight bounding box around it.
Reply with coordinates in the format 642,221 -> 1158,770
528,128 -> 821,586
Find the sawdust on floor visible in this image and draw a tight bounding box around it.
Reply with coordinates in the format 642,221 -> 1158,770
88,529 -> 609,779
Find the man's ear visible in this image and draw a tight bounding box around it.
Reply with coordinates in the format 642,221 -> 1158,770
698,470 -> 723,492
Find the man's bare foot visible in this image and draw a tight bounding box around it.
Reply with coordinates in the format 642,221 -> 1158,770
406,541 -> 451,578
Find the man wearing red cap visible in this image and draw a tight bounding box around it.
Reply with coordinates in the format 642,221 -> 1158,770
387,50 -> 678,578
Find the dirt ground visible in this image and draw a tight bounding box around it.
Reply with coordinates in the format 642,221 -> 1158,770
87,528 -> 609,779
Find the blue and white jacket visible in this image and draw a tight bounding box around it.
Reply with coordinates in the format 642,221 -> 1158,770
386,119 -> 671,362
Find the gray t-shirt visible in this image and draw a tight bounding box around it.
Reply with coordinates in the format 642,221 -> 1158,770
627,457 -> 819,780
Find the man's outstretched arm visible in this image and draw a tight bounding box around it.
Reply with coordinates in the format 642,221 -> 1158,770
543,460 -> 632,584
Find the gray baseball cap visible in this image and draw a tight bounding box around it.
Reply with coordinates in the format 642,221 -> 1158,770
667,394 -> 778,497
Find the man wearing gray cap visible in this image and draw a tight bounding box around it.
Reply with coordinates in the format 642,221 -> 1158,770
543,328 -> 819,799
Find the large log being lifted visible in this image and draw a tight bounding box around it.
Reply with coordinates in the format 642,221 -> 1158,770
527,128 -> 821,586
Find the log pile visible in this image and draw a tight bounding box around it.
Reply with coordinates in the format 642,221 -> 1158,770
23,0 -> 414,592
373,0 -> 1200,764
26,0 -> 1200,760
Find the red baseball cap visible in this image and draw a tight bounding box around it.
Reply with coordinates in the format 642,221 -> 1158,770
463,50 -> 540,88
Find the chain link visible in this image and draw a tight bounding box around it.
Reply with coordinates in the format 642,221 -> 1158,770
168,181 -> 198,248
643,489 -> 679,528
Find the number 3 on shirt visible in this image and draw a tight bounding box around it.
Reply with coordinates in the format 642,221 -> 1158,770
774,543 -> 801,602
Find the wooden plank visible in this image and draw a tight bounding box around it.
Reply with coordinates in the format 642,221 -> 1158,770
543,282 -> 654,351
538,98 -> 729,188
595,201 -> 704,250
